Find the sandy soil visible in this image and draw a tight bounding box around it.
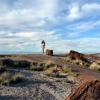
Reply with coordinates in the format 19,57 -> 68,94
0,54 -> 100,100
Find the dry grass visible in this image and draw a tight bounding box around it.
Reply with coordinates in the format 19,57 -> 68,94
62,66 -> 78,77
62,66 -> 72,73
29,62 -> 37,70
11,72 -> 24,83
44,67 -> 55,76
0,72 -> 10,85
29,60 -> 56,71
0,71 -> 24,85
0,66 -> 7,74
44,60 -> 55,69
30,62 -> 45,71
90,62 -> 100,71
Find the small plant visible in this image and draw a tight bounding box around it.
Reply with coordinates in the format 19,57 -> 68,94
68,72 -> 78,77
0,66 -> 7,74
11,72 -> 24,83
29,62 -> 38,70
0,72 -> 10,85
67,75 -> 76,83
1,59 -> 14,67
13,60 -> 30,68
45,67 -> 55,76
62,66 -> 72,73
44,60 -> 55,70
30,62 -> 45,71
90,62 -> 100,71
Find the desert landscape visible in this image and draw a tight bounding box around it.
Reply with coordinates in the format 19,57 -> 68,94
0,0 -> 100,100
0,50 -> 100,100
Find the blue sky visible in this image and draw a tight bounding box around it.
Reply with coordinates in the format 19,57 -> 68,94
0,0 -> 100,54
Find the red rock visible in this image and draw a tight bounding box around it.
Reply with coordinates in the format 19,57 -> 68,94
66,80 -> 100,100
69,50 -> 84,60
46,49 -> 53,56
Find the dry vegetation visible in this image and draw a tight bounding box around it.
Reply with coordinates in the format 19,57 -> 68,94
0,65 -> 24,85
0,58 -> 79,85
64,56 -> 100,72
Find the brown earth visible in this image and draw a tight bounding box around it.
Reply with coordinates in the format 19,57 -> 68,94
0,54 -> 100,79
0,54 -> 100,100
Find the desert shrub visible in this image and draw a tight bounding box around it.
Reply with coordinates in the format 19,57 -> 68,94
67,75 -> 76,83
68,72 -> 78,77
44,67 -> 55,76
0,66 -> 7,74
62,66 -> 72,73
62,66 -> 78,77
1,59 -> 14,67
29,62 -> 38,70
30,60 -> 56,71
10,72 -> 24,83
30,62 -> 45,71
90,62 -> 100,71
0,72 -> 10,85
44,60 -> 55,70
13,60 -> 30,68
0,71 -> 24,85
32,62 -> 38,66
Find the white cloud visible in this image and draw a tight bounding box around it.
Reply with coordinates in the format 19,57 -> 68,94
66,20 -> 100,37
0,0 -> 100,53
67,3 -> 80,21
67,3 -> 100,21
82,3 -> 100,13
0,0 -> 60,31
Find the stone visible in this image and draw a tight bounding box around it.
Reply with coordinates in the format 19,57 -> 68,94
68,50 -> 84,60
66,80 -> 100,100
45,49 -> 53,56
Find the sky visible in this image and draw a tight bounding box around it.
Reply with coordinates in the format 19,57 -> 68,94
0,0 -> 100,54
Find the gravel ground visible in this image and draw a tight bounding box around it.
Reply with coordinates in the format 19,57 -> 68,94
0,68 -> 77,100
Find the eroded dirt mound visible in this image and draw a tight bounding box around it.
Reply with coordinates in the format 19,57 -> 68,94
66,80 -> 100,100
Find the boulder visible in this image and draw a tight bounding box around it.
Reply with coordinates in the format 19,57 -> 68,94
69,50 -> 84,60
46,49 -> 53,56
66,80 -> 100,100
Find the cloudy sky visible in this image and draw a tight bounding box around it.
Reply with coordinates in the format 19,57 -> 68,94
0,0 -> 100,54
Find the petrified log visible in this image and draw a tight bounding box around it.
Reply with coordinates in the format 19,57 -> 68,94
46,49 -> 53,56
69,50 -> 84,60
66,80 -> 100,100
